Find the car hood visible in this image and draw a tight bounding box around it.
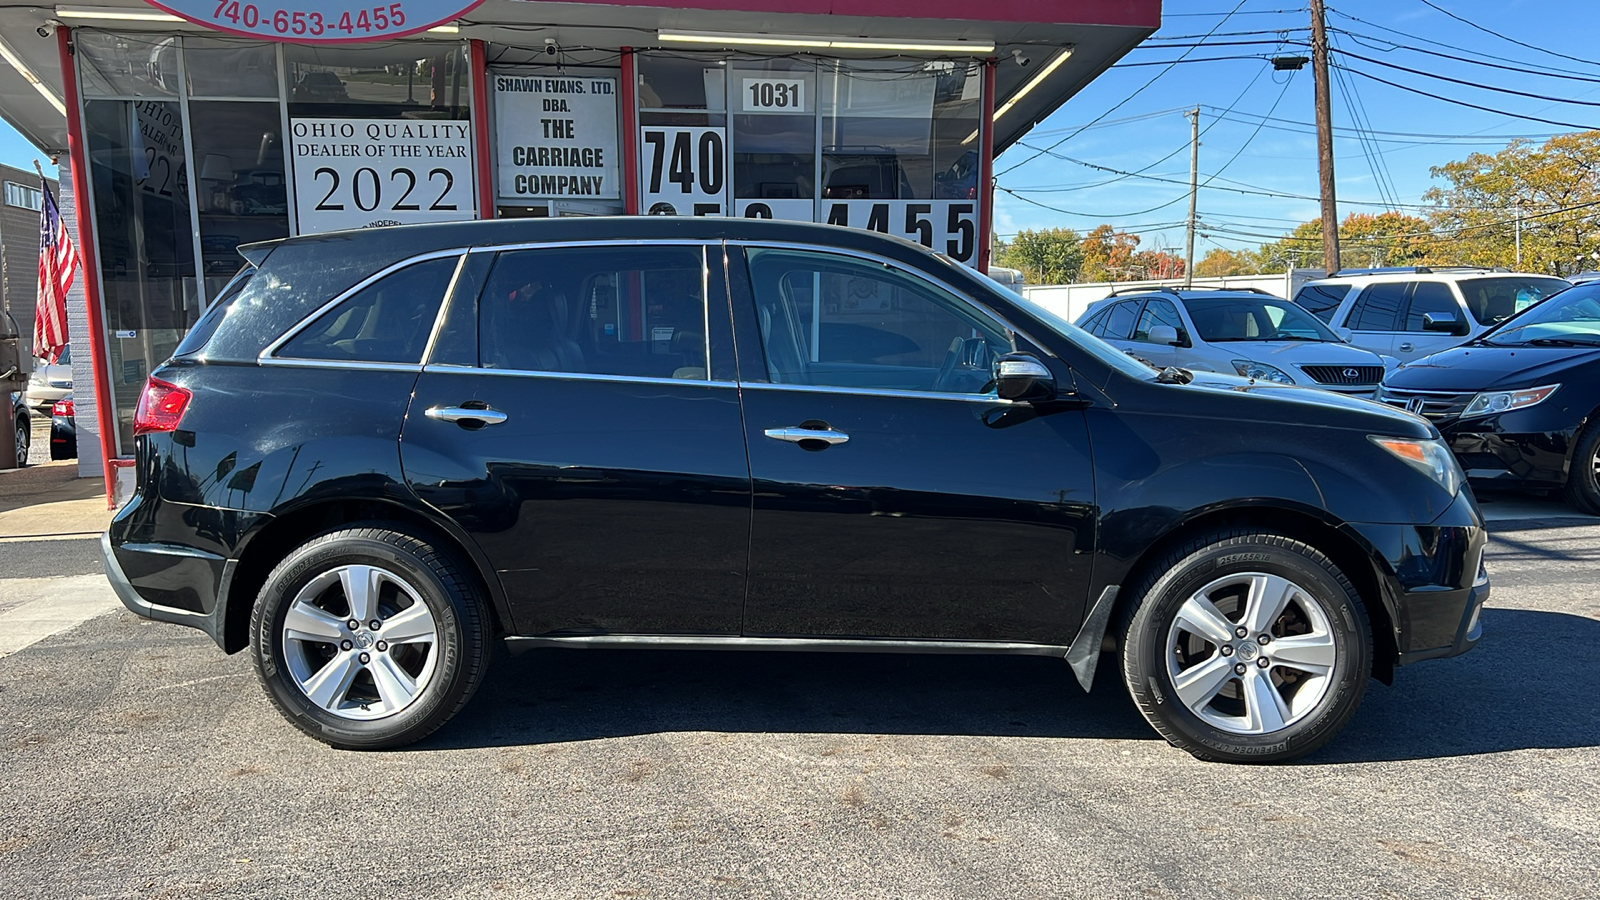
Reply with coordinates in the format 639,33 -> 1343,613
1385,344 -> 1600,392
1175,369 -> 1429,435
1216,340 -> 1386,365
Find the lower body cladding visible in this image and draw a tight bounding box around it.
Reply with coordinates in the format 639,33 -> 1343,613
1343,490 -> 1489,666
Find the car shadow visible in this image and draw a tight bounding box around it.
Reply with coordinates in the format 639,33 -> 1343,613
421,608 -> 1600,763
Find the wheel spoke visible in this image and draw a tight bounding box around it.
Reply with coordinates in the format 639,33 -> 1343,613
284,602 -> 348,644
1269,631 -> 1337,674
1242,668 -> 1290,733
301,652 -> 361,711
1175,594 -> 1237,646
1242,574 -> 1296,637
368,654 -> 418,712
339,565 -> 381,623
1173,653 -> 1236,711
380,603 -> 436,645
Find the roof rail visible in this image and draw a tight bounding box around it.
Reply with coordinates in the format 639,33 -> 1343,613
1104,284 -> 1278,297
1323,265 -> 1501,277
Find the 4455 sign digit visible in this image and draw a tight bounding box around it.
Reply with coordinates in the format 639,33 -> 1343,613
148,0 -> 483,42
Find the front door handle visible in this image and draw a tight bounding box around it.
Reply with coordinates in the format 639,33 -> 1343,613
426,405 -> 509,427
764,426 -> 849,446
1398,342 -> 1414,352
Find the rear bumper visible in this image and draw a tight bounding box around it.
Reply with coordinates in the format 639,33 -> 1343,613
103,532 -> 235,652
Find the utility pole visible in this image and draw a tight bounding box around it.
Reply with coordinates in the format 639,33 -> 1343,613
1310,0 -> 1340,274
1184,107 -> 1199,287
1515,205 -> 1523,267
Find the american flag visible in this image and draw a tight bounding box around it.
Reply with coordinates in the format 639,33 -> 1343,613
34,179 -> 79,364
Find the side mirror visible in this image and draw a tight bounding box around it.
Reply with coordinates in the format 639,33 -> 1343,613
1147,324 -> 1183,346
994,352 -> 1056,402
1422,311 -> 1468,335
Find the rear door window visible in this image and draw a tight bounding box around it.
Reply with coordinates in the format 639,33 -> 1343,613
1349,282 -> 1407,332
1100,300 -> 1140,340
1402,282 -> 1460,332
276,256 -> 459,363
1293,283 -> 1349,323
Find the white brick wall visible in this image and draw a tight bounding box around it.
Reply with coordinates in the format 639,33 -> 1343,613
59,162 -> 104,484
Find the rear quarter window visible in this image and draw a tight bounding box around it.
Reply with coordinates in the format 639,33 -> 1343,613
1292,283 -> 1349,323
275,256 -> 460,364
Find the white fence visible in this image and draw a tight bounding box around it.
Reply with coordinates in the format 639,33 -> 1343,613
1021,269 -> 1327,325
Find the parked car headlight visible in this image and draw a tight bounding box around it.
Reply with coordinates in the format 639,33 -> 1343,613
1369,435 -> 1463,496
1231,359 -> 1295,384
1461,384 -> 1558,418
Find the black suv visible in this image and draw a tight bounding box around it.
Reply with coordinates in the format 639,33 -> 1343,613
104,218 -> 1488,763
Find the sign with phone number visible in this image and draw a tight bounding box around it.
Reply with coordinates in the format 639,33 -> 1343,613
145,0 -> 484,42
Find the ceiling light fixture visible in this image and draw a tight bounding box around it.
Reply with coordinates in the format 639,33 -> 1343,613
963,46 -> 1074,144
658,30 -> 994,54
55,6 -> 182,22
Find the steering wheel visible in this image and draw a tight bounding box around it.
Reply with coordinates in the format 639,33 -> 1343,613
932,337 -> 965,392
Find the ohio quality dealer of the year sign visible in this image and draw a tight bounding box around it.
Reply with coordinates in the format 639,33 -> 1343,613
144,0 -> 484,42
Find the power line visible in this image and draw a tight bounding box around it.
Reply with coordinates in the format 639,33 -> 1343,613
1412,0 -> 1600,72
1335,47 -> 1600,108
1197,107 -> 1558,142
1324,8 -> 1599,78
1164,8 -> 1308,16
1331,63 -> 1600,130
1332,28 -> 1600,86
1328,32 -> 1400,210
995,0 -> 1252,178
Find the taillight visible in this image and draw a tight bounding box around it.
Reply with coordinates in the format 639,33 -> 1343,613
133,378 -> 192,435
51,398 -> 74,418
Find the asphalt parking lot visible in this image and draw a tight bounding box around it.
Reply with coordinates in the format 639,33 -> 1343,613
0,505 -> 1596,899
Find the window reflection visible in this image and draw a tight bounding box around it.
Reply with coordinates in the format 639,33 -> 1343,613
285,43 -> 470,119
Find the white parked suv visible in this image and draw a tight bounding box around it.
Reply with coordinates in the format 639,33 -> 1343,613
1076,287 -> 1392,395
1291,267 -> 1570,365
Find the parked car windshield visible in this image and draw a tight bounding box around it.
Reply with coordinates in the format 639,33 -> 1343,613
1479,283 -> 1600,346
1006,292 -> 1157,380
1455,276 -> 1569,325
1183,296 -> 1343,343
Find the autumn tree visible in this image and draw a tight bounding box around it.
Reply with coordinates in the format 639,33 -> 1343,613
996,228 -> 1084,284
1254,212 -> 1436,272
1423,131 -> 1600,275
1078,225 -> 1144,282
1195,247 -> 1265,276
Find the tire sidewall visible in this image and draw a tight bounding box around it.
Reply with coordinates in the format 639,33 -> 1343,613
1125,537 -> 1370,762
1565,421 -> 1600,512
251,533 -> 471,748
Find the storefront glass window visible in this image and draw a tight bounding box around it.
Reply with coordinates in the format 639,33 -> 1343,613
284,43 -> 470,118
638,56 -> 726,111
77,32 -> 180,98
84,98 -> 198,452
190,102 -> 290,298
730,60 -> 815,219
185,36 -> 280,99
819,61 -> 980,200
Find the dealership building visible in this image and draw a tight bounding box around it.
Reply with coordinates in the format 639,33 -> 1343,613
0,0 -> 1156,499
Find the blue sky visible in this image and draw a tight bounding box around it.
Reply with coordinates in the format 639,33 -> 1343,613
0,0 -> 1588,260
990,0 -> 1600,259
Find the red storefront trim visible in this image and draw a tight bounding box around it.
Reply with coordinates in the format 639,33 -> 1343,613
57,26 -> 119,506
977,58 -> 997,273
621,48 -> 639,215
470,39 -> 494,220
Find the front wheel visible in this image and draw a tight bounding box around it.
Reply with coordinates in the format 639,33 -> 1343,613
14,414 -> 28,466
250,525 -> 490,749
1560,420 -> 1600,515
1122,530 -> 1371,763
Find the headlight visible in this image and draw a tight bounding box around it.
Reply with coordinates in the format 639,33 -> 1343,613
1461,384 -> 1558,418
1369,435 -> 1463,496
1231,359 -> 1295,384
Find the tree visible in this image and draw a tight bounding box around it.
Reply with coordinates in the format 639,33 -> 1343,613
996,228 -> 1083,284
1078,225 -> 1143,282
1423,131 -> 1600,275
1195,247 -> 1265,277
1254,212 -> 1436,272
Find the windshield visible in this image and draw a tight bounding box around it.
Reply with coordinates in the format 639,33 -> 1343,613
1007,292 -> 1156,380
1480,283 -> 1600,346
1183,296 -> 1343,343
1456,276 -> 1569,325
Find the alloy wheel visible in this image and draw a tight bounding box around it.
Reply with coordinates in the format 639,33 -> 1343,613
1165,572 -> 1338,735
281,564 -> 439,720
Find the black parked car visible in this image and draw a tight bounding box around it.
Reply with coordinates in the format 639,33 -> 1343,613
50,394 -> 76,460
1380,280 -> 1600,513
104,218 -> 1488,763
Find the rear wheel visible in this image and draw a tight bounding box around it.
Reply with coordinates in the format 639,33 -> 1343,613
1122,530 -> 1371,763
250,525 -> 490,749
1560,420 -> 1600,515
14,414 -> 28,466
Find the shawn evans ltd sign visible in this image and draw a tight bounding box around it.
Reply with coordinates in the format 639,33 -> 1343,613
289,118 -> 476,233
494,75 -> 620,201
146,0 -> 484,42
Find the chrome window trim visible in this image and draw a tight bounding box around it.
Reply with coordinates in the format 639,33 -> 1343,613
417,366 -> 740,390
259,248 -> 470,364
740,381 -> 1015,405
418,253 -> 473,366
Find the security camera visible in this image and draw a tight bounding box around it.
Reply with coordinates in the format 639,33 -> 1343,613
544,38 -> 559,56
1012,49 -> 1031,67
36,21 -> 58,38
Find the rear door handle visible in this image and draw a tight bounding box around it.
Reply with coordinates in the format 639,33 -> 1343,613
764,426 -> 849,446
426,405 -> 508,426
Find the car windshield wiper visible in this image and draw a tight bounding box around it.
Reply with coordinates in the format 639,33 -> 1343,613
1524,337 -> 1600,347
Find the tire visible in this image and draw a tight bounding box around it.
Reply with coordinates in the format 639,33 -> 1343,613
1121,529 -> 1371,763
250,524 -> 490,750
14,415 -> 28,466
1560,420 -> 1600,515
